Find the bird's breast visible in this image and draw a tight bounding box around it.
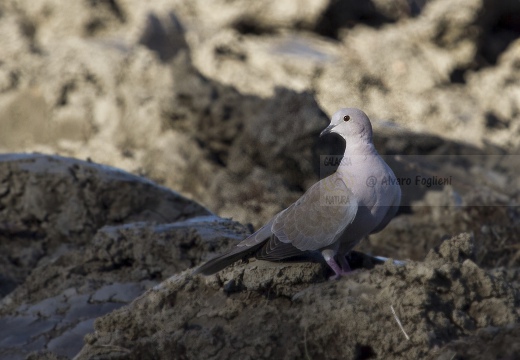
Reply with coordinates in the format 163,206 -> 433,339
340,156 -> 399,210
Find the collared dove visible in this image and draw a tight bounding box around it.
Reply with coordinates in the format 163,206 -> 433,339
194,108 -> 401,278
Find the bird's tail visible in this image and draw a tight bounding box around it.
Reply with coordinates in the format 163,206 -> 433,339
193,242 -> 265,275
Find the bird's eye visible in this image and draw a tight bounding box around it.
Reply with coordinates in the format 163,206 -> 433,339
343,115 -> 350,122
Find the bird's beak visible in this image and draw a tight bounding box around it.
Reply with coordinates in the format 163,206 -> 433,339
320,124 -> 335,137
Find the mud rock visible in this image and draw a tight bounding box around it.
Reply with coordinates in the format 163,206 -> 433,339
0,2 -> 335,227
0,211 -> 248,359
428,323 -> 520,360
72,234 -> 518,359
165,54 -> 333,226
0,154 -> 216,359
2,0 -> 520,232
468,41 -> 520,149
190,29 -> 340,97
184,0 -> 520,150
176,0 -> 329,33
316,0 -> 484,137
0,154 -> 209,288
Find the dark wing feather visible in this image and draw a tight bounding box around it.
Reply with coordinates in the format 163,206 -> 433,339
255,235 -> 308,261
193,220 -> 274,275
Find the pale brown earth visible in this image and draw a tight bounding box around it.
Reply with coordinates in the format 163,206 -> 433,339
0,0 -> 520,359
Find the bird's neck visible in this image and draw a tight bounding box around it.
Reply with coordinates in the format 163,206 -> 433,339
343,138 -> 378,157
335,140 -> 380,178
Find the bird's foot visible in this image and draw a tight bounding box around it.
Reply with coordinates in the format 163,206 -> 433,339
322,249 -> 352,280
325,257 -> 351,280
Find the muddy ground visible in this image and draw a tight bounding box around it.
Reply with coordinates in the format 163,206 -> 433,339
0,0 -> 520,359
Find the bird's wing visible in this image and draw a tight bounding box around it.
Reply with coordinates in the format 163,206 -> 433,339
271,173 -> 358,251
193,221 -> 274,275
194,173 -> 358,275
237,218 -> 275,247
255,235 -> 309,261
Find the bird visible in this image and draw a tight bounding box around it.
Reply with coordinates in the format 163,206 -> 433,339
194,108 -> 401,278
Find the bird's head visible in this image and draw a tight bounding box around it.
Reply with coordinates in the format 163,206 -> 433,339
320,108 -> 373,142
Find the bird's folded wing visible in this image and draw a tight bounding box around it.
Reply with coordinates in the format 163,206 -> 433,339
192,219 -> 275,275
271,174 -> 358,251
254,235 -> 300,260
237,218 -> 275,247
194,174 -> 358,274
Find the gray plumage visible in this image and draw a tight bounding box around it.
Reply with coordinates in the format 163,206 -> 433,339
194,108 -> 401,278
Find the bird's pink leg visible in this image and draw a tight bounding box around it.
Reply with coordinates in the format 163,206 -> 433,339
338,254 -> 352,272
322,250 -> 351,280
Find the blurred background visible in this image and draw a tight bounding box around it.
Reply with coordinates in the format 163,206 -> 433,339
1,0 -> 519,265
